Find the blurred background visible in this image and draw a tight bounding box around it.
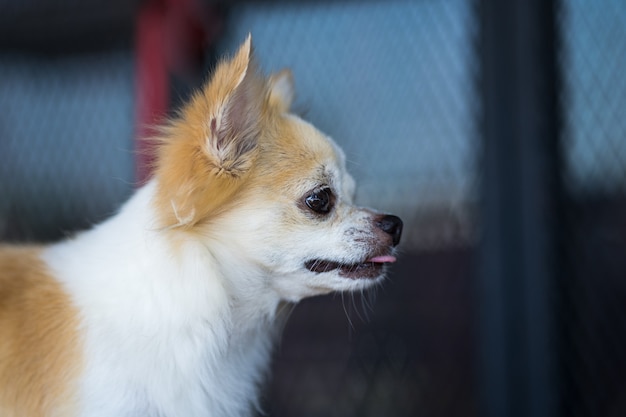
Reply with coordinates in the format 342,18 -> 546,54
1,0 -> 625,416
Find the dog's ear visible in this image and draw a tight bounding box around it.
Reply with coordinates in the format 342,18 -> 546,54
204,34 -> 264,176
154,35 -> 266,228
268,69 -> 295,112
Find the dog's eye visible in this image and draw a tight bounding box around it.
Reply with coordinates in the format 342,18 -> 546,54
304,188 -> 333,214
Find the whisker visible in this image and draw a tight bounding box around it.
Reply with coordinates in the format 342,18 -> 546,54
340,292 -> 355,332
359,288 -> 372,321
351,290 -> 366,323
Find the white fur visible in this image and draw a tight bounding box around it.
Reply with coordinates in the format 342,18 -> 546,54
43,181 -> 278,417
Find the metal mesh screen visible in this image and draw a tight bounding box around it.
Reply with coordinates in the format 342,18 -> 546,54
562,0 -> 626,196
0,50 -> 135,241
560,1 -> 626,416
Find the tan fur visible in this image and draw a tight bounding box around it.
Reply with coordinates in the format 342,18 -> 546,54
153,35 -> 266,228
152,35 -> 338,230
267,69 -> 295,112
0,246 -> 81,417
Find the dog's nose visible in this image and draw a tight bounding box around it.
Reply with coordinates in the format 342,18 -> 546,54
376,215 -> 403,247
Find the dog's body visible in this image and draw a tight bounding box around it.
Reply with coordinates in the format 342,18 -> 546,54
0,37 -> 402,417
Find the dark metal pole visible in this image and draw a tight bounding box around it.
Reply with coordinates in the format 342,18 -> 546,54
477,0 -> 562,416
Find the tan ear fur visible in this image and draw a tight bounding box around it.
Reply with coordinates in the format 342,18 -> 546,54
153,35 -> 267,229
268,69 -> 295,112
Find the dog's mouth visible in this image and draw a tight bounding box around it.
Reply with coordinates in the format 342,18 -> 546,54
304,255 -> 396,280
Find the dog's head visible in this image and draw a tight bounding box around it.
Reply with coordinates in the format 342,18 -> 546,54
153,36 -> 402,301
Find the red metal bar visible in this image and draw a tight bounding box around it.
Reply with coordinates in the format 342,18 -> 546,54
134,0 -> 222,185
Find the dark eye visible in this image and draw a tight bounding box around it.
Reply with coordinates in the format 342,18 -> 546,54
304,188 -> 333,214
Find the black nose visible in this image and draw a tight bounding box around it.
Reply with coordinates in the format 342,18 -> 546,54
377,215 -> 403,247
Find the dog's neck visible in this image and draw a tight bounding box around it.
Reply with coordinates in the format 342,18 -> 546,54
50,179 -> 281,324
43,179 -> 281,415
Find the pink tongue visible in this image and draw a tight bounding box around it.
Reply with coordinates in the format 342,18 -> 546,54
367,255 -> 397,264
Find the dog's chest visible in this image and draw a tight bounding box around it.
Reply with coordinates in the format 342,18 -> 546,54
79,317 -> 274,417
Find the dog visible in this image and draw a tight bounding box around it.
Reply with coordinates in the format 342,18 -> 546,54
0,35 -> 402,417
